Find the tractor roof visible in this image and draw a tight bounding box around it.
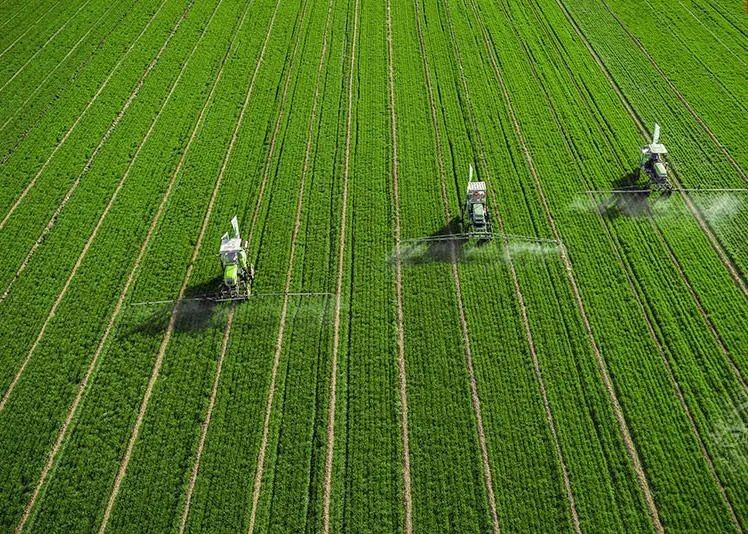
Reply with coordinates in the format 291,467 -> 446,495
220,236 -> 242,253
649,143 -> 668,154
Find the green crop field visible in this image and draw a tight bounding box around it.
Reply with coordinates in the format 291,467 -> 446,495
0,0 -> 746,531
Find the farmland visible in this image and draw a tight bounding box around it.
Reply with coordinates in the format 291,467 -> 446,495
0,0 -> 746,531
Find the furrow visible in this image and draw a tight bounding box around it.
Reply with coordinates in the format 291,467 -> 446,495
437,1 -> 580,529
465,0 -> 664,530
384,2 -> 413,532
0,0 -> 124,134
517,3 -> 745,522
554,0 -> 748,318
0,0 -> 63,60
410,2 -> 507,532
177,307 -> 236,534
0,0 -> 139,162
0,0 -> 95,93
587,0 -> 748,296
0,0 -> 170,229
245,0 -> 328,530
96,0 -> 285,529
11,0 -> 244,529
321,0 -> 359,530
650,218 -> 747,392
591,191 -> 743,530
0,0 -> 187,305
595,0 -> 747,183
0,0 -> 194,413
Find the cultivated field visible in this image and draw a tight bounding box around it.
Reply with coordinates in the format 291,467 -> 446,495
0,0 -> 746,531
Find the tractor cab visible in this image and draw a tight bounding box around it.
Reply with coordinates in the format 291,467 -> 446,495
217,216 -> 254,301
640,123 -> 671,191
465,171 -> 491,234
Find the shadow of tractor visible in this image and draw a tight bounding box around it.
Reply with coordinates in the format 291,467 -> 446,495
597,169 -> 657,219
128,277 -> 225,337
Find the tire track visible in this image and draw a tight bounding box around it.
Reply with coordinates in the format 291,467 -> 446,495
436,2 -> 577,530
639,0 -> 747,115
16,2 -> 251,533
0,0 -> 63,60
463,0 -> 664,530
244,1 -> 333,530
590,191 -> 743,530
0,0 -> 170,229
0,0 -> 95,93
412,2 -> 507,532
553,0 -> 748,374
605,3 -> 747,174
651,221 -> 747,392
0,0 -> 35,33
673,0 -> 746,66
594,0 -> 748,182
96,0 -> 285,529
177,307 -> 235,534
181,0 -> 332,530
0,0 -> 138,162
0,0 -> 192,305
384,2 -> 413,532
0,0 -> 123,133
523,0 -> 743,526
320,0 -> 359,530
552,6 -> 747,298
587,1 -> 748,296
0,0 -> 194,413
12,0 -> 242,527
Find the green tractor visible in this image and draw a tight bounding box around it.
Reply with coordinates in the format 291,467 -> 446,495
217,216 -> 254,301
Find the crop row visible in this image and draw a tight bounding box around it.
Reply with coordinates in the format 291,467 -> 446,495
420,0 -> 661,530
0,0 -> 201,404
0,0 -> 140,160
0,0 -> 181,214
178,0 -> 344,531
468,0 -> 746,529
603,0 -> 747,170
0,0 -> 283,530
554,0 -> 748,387
557,0 -> 747,281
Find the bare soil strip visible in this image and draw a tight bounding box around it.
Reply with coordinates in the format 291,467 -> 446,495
321,0 -> 359,530
0,0 -> 121,134
0,0 -> 191,305
0,0 -> 171,229
11,2 -> 243,530
441,2 -> 580,529
384,3 -> 413,532
463,1 -> 664,530
177,307 -> 236,534
0,4 -> 135,165
512,4 -> 742,524
0,0 -> 96,93
0,0 -> 63,60
411,3 -> 506,532
553,7 -> 746,521
652,222 -> 748,392
590,195 -> 743,530
0,0 -> 194,413
554,0 -> 748,385
12,0 -> 242,529
596,0 -> 747,182
555,0 -> 747,298
96,1 -> 285,530
245,2 -> 333,531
